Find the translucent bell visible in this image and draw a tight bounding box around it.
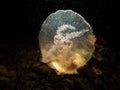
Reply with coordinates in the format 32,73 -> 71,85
38,10 -> 96,75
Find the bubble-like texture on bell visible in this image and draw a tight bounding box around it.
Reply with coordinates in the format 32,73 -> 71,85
38,10 -> 96,75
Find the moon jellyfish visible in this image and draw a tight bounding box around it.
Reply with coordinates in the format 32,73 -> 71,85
38,10 -> 96,75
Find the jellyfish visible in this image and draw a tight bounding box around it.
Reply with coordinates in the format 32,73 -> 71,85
38,10 -> 96,75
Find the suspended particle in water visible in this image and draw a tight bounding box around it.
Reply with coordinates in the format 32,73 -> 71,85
38,10 -> 96,75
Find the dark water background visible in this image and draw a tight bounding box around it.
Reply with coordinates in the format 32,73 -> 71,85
0,1 -> 120,90
0,0 -> 118,50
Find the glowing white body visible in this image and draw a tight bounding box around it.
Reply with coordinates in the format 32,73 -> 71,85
39,10 -> 96,75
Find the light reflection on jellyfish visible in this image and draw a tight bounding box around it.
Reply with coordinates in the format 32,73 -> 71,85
38,10 -> 96,75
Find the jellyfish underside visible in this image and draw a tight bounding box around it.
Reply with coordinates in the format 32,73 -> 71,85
39,10 -> 96,75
